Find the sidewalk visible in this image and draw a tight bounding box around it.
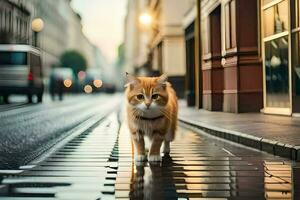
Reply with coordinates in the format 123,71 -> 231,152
178,101 -> 300,161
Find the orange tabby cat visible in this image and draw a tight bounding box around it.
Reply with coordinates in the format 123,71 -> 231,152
125,73 -> 178,162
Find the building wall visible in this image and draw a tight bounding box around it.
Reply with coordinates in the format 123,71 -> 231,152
0,0 -> 30,44
199,0 -> 262,113
124,0 -> 149,73
162,37 -> 186,76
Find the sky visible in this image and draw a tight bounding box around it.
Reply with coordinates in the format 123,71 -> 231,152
71,0 -> 127,63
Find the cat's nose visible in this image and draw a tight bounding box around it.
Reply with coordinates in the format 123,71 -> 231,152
145,103 -> 151,109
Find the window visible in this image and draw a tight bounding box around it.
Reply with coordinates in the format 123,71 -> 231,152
265,36 -> 290,108
0,52 -> 28,66
225,0 -> 236,50
263,0 -> 288,37
262,0 -> 290,110
291,0 -> 300,112
202,18 -> 210,55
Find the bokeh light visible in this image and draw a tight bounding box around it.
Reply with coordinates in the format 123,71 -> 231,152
93,79 -> 103,88
139,12 -> 152,26
63,79 -> 72,88
84,84 -> 93,94
78,71 -> 86,80
31,18 -> 44,32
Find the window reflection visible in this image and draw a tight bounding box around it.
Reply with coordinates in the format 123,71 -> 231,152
292,32 -> 300,111
264,0 -> 288,37
263,0 -> 275,5
265,36 -> 290,108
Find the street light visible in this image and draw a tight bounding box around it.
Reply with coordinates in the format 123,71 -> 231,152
139,11 -> 159,33
139,12 -> 152,26
31,18 -> 44,47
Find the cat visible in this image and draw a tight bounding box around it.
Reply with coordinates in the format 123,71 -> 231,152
125,73 -> 178,162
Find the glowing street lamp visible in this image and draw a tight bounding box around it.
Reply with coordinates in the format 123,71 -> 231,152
31,18 -> 44,47
139,12 -> 153,26
31,18 -> 44,32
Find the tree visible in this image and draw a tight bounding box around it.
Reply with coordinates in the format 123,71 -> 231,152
59,50 -> 87,75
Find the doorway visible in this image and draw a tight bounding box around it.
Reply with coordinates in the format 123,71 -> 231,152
185,21 -> 196,106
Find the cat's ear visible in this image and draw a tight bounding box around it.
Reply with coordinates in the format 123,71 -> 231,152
124,72 -> 140,88
157,74 -> 168,86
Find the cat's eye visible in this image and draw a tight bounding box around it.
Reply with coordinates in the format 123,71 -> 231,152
152,94 -> 159,100
136,94 -> 144,100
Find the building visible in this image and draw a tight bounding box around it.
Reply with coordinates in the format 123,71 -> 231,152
123,0 -> 151,75
194,0 -> 262,113
124,0 -> 299,116
0,0 -> 106,87
0,0 -> 30,44
191,0 -> 299,116
124,0 -> 193,98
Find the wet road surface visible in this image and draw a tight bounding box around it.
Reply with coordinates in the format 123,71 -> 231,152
0,94 -> 121,169
116,123 -> 300,200
0,109 -> 299,199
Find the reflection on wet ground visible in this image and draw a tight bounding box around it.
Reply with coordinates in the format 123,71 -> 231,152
0,116 -> 299,199
116,124 -> 300,200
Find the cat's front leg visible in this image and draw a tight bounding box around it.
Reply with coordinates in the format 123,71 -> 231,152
148,133 -> 164,162
132,131 -> 146,162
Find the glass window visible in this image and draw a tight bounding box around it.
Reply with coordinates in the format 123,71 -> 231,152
263,0 -> 288,37
292,32 -> 300,111
225,3 -> 231,49
265,36 -> 290,108
264,0 -> 275,5
0,52 -> 28,66
201,18 -> 210,54
230,0 -> 236,48
225,0 -> 236,50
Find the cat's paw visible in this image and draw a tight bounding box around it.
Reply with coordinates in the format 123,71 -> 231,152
135,155 -> 147,162
148,155 -> 161,162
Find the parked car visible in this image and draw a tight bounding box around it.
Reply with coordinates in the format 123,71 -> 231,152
0,44 -> 44,103
49,68 -> 74,100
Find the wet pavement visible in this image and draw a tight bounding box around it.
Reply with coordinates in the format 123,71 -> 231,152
0,107 -> 299,199
0,108 -> 300,200
0,94 -> 121,169
116,123 -> 300,200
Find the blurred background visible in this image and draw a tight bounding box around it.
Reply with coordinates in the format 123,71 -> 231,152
0,0 -> 299,116
0,0 -> 125,103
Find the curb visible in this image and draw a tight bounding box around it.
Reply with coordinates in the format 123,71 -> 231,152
179,117 -> 300,161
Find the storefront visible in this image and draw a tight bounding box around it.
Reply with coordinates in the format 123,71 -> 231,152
262,0 -> 300,115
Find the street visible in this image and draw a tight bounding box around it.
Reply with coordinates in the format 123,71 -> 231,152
0,94 -> 299,199
0,94 -> 121,169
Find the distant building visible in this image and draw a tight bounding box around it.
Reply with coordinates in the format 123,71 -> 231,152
123,0 -> 192,98
123,0 -> 151,75
0,0 -> 30,44
0,0 -> 106,88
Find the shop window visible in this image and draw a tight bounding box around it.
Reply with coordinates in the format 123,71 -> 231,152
263,0 -> 288,37
225,0 -> 236,50
265,36 -> 290,108
292,0 -> 300,112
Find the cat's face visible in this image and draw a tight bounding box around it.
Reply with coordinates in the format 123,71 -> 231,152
125,74 -> 169,112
